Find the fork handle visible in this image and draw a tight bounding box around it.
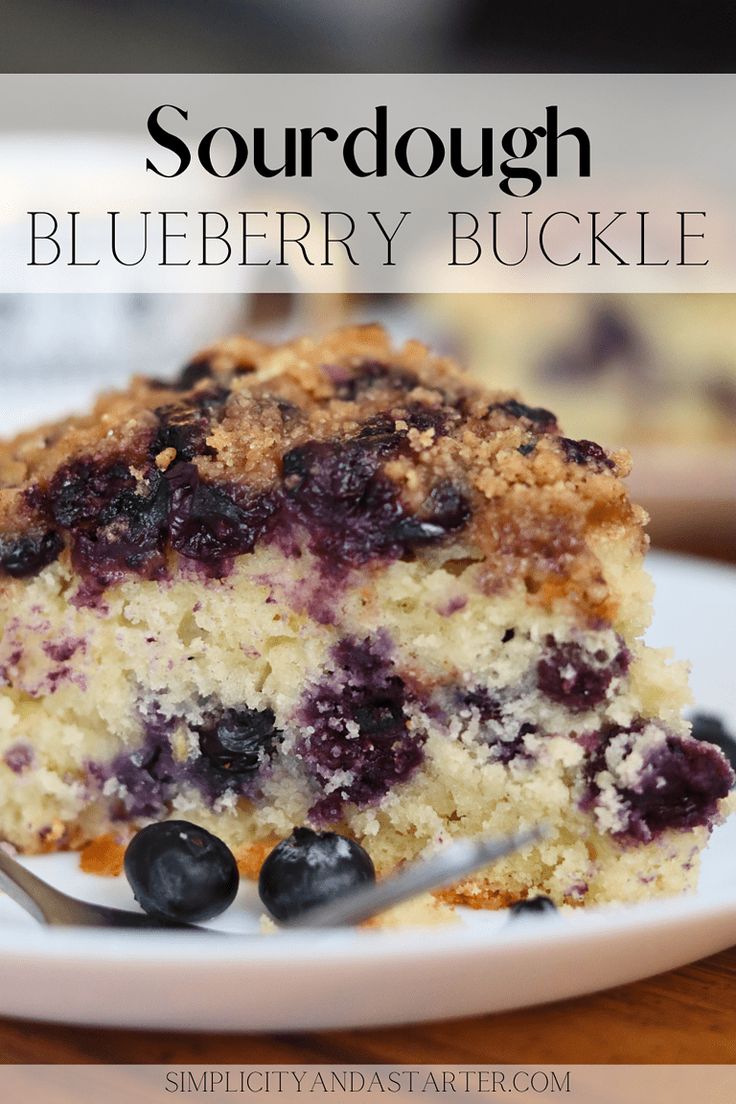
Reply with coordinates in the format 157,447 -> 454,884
0,847 -> 89,925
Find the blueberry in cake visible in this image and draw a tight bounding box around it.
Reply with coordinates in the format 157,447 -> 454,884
426,293 -> 736,448
0,324 -> 732,908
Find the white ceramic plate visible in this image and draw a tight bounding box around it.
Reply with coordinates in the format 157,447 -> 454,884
0,551 -> 733,1032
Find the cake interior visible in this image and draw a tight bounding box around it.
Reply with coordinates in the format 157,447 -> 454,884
0,537 -> 731,908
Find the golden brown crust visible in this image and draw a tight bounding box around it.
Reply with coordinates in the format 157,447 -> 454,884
436,884 -> 522,910
79,833 -> 126,877
234,838 -> 280,880
0,324 -> 645,620
437,883 -> 585,910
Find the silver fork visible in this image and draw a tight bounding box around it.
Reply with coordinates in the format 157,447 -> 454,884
0,826 -> 544,931
283,827 -> 545,928
0,847 -> 201,929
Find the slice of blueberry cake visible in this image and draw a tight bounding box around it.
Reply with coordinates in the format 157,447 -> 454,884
0,325 -> 732,907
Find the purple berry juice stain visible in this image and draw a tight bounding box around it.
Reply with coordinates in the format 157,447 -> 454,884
299,636 -> 425,821
3,743 -> 34,774
537,636 -> 629,712
584,723 -> 734,842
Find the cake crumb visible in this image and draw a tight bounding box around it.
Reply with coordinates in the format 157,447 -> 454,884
235,837 -> 280,880
361,892 -> 458,929
79,833 -> 126,877
154,446 -> 177,471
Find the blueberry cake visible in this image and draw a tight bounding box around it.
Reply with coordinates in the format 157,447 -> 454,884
0,324 -> 732,908
425,294 -> 736,447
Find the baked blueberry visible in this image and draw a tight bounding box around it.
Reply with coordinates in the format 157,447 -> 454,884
172,358 -> 215,391
45,458 -> 137,529
0,530 -> 63,578
391,480 -> 470,544
151,386 -> 229,460
299,637 -> 424,821
537,637 -> 629,713
331,359 -> 417,400
164,462 -> 279,569
584,722 -> 734,841
258,827 -> 375,922
40,458 -> 170,583
197,707 -> 281,775
124,820 -> 239,922
488,399 -> 557,432
559,437 -> 615,471
509,895 -> 557,917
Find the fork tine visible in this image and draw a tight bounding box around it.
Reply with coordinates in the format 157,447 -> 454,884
282,826 -> 546,929
0,826 -> 545,933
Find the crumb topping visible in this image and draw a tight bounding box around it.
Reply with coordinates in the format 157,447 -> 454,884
0,324 -> 643,616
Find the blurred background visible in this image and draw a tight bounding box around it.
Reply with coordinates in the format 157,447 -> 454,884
2,0 -> 735,73
0,0 -> 734,562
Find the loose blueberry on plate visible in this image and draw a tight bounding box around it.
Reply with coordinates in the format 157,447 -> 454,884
508,895 -> 557,918
258,827 -> 376,922
690,712 -> 736,774
124,820 -> 239,923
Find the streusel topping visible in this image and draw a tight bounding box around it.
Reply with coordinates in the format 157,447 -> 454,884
0,325 -> 644,616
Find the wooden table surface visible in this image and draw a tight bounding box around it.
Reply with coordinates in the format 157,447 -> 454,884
0,945 -> 733,1063
1,536 -> 734,1064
